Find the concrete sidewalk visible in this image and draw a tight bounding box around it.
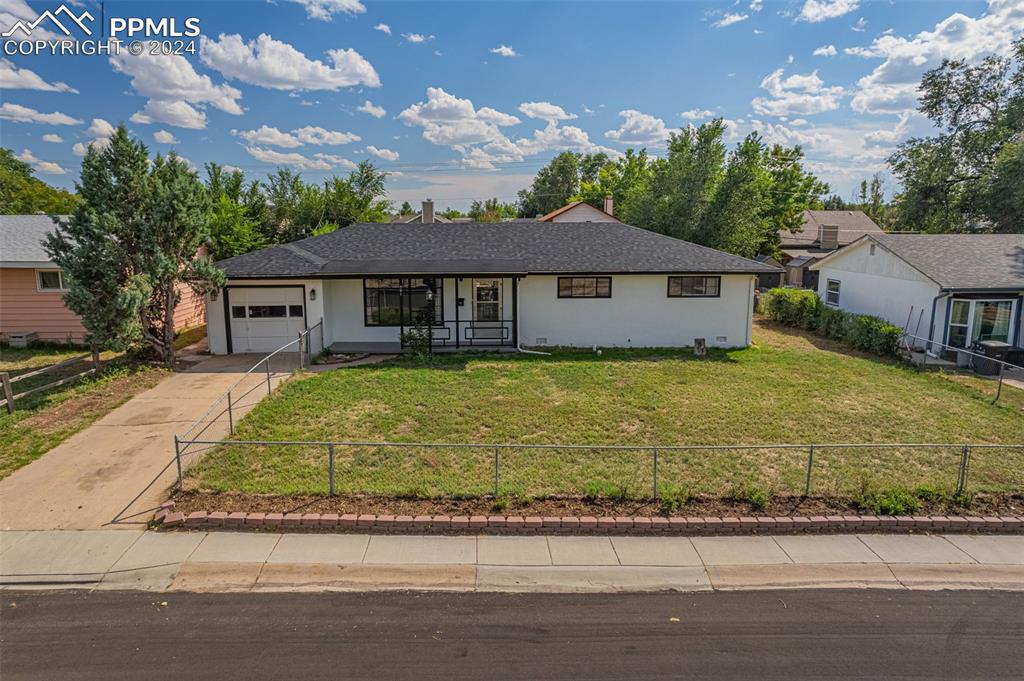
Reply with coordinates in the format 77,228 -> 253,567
0,355 -> 290,531
2,530 -> 1021,593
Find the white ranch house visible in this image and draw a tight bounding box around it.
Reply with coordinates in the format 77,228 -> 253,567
810,233 -> 1024,353
205,218 -> 777,355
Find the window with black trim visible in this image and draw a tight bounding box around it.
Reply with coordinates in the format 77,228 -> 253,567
825,279 -> 841,306
248,305 -> 287,318
667,276 -> 720,298
288,305 -> 304,318
557,277 -> 611,298
364,278 -> 442,326
231,306 -> 246,319
37,270 -> 67,291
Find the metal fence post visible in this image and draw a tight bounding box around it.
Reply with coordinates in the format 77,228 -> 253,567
652,448 -> 658,499
227,391 -> 234,435
174,435 -> 183,489
993,363 -> 1004,405
297,332 -> 304,370
265,359 -> 272,395
328,444 -> 335,496
804,444 -> 815,496
0,372 -> 13,414
956,445 -> 972,496
494,445 -> 500,497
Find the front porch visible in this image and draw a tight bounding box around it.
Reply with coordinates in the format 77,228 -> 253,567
324,275 -> 522,353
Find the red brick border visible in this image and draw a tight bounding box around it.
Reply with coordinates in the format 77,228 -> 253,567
153,502 -> 1023,535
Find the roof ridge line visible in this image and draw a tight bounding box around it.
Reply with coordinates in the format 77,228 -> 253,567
281,242 -> 328,266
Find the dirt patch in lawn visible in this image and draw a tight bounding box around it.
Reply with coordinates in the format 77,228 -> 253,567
172,490 -> 1024,519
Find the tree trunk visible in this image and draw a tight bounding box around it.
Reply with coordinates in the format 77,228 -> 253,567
164,281 -> 177,369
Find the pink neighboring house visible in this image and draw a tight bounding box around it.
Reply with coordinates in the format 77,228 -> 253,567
0,214 -> 204,344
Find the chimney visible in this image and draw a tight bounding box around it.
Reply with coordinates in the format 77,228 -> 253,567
819,224 -> 839,250
422,199 -> 435,224
603,196 -> 614,216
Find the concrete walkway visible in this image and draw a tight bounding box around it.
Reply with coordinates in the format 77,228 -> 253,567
2,530 -> 1021,593
0,355 -> 290,531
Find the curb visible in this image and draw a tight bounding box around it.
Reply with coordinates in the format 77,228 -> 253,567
154,503 -> 1024,535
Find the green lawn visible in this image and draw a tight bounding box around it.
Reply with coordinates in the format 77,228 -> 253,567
0,344 -> 168,480
187,321 -> 1024,500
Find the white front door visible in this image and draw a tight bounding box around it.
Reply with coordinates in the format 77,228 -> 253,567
471,278 -> 504,340
228,287 -> 306,353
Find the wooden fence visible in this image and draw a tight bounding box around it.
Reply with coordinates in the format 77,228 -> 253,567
0,349 -> 101,414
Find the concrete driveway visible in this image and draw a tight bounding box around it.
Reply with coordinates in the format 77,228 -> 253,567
0,354 -> 291,531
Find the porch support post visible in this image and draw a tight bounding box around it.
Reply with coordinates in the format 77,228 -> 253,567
454,276 -> 460,349
511,276 -> 518,348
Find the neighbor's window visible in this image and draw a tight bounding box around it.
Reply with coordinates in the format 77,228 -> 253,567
364,278 -> 442,326
557,277 -> 611,298
825,279 -> 841,306
37,270 -> 67,291
667,276 -> 720,298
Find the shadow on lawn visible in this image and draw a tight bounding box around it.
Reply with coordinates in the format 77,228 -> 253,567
369,346 -> 743,372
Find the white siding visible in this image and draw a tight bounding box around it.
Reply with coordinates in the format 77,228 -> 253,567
518,274 -> 754,348
206,279 -> 324,355
813,240 -> 942,341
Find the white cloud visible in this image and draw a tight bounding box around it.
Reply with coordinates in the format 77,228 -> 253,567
604,109 -> 671,145
517,101 -> 577,122
715,13 -> 749,27
110,50 -> 242,130
813,44 -> 837,56
17,148 -> 66,175
366,145 -> 399,161
751,68 -> 844,116
357,100 -> 386,118
753,28 -> 764,34
0,59 -> 77,93
398,87 -> 520,147
234,126 -> 302,148
402,33 -> 434,43
797,0 -> 859,23
222,165 -> 243,174
294,125 -> 360,145
153,130 -> 180,144
288,0 -> 365,20
244,146 -> 356,170
72,118 -> 115,156
750,0 -> 763,10
399,87 -> 616,170
374,23 -> 391,35
233,125 -> 359,148
849,0 -> 1024,114
201,33 -> 381,91
851,17 -> 867,32
490,45 -> 519,57
787,54 -> 795,64
42,133 -> 63,143
680,109 -> 716,120
0,103 -> 81,125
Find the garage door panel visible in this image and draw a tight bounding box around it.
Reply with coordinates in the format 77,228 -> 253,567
228,287 -> 306,353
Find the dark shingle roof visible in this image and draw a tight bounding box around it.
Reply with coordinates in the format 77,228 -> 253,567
217,221 -> 779,278
0,214 -> 67,264
867,233 -> 1024,290
780,210 -> 883,248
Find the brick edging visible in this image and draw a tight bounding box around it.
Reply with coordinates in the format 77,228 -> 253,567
154,503 -> 1024,534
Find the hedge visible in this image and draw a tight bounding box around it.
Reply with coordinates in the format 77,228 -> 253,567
759,287 -> 903,357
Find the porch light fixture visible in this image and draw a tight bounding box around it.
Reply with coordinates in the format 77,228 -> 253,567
309,288 -> 317,301
210,291 -> 218,302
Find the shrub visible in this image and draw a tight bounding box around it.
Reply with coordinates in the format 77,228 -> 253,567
855,487 -> 920,515
583,480 -> 629,501
658,485 -> 692,515
729,482 -> 770,511
759,287 -> 902,358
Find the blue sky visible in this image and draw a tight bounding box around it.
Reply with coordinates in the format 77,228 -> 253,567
2,0 -> 1022,210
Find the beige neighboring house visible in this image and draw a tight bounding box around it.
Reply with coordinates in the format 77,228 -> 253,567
0,214 -> 205,345
539,198 -> 620,223
779,210 -> 884,290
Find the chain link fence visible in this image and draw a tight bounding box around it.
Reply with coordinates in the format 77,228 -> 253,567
177,440 -> 1024,500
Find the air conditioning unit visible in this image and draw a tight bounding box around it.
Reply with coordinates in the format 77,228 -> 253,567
7,331 -> 39,348
535,337 -> 548,345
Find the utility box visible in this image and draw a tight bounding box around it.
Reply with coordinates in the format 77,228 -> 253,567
7,331 -> 39,348
973,340 -> 1010,376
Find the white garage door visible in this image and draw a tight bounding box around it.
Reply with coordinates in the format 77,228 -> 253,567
228,287 -> 306,353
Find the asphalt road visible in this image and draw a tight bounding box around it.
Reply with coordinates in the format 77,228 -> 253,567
2,590 -> 1022,680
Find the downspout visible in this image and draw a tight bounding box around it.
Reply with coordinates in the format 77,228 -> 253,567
746,275 -> 754,347
514,276 -> 551,356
